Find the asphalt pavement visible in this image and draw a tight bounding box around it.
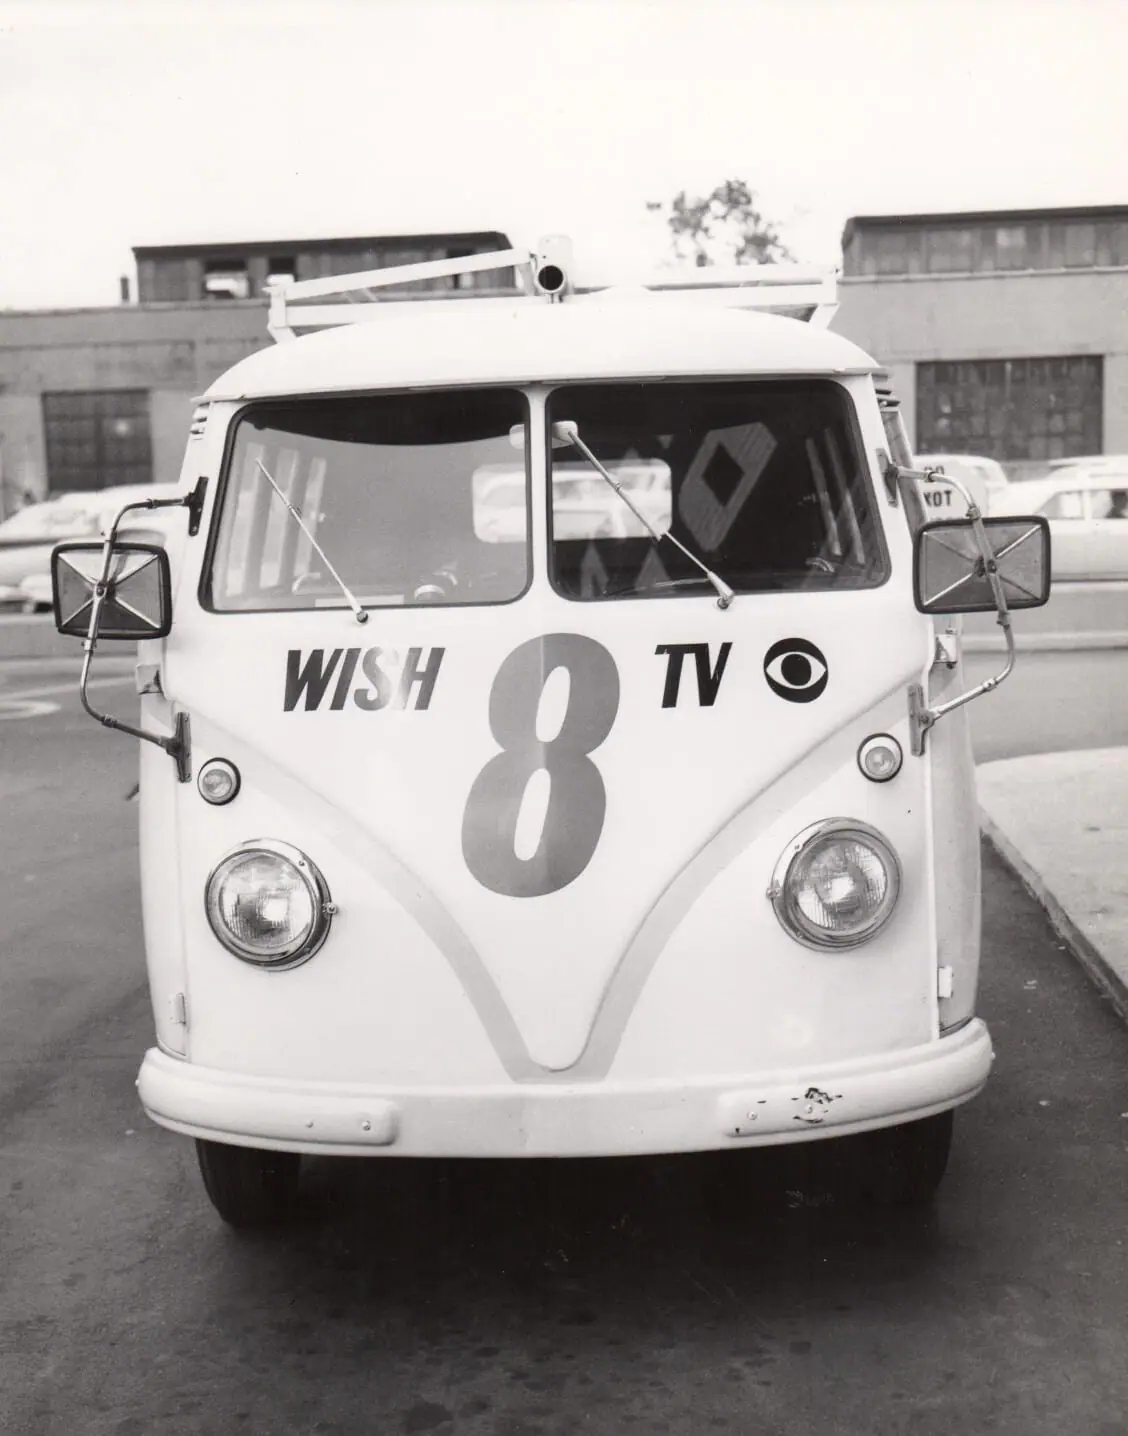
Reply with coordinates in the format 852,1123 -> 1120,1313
979,750 -> 1128,1025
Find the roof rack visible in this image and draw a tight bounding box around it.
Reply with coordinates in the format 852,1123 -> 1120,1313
266,238 -> 839,342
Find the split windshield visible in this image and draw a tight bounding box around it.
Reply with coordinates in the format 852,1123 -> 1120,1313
204,380 -> 886,612
547,380 -> 887,599
205,388 -> 530,612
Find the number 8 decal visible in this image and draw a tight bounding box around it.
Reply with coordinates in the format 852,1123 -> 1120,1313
462,634 -> 620,897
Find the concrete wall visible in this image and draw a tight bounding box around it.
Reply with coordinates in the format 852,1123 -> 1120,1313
835,269 -> 1128,362
0,301 -> 271,496
0,393 -> 50,504
0,301 -> 269,392
149,390 -> 199,486
834,268 -> 1128,456
1105,355 -> 1128,452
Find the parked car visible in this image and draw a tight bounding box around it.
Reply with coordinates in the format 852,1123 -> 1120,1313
1047,453 -> 1128,473
914,453 -> 1009,517
991,468 -> 1128,581
0,484 -> 181,611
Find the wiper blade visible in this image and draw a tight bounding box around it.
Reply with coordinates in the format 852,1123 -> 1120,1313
255,458 -> 368,625
551,421 -> 735,610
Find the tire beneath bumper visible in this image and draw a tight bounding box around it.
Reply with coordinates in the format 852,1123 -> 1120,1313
857,1109 -> 954,1206
195,1139 -> 301,1227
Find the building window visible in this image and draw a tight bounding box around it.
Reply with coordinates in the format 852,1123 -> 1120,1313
994,226 -> 1027,270
203,259 -> 250,299
42,391 -> 153,493
848,214 -> 1128,276
265,255 -> 297,290
1064,223 -> 1097,268
925,228 -> 975,273
916,357 -> 1102,462
448,247 -> 476,290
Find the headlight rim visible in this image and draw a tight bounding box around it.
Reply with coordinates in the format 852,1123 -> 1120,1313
204,837 -> 334,970
770,817 -> 901,951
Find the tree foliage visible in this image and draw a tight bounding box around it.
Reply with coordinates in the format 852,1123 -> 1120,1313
647,178 -> 793,267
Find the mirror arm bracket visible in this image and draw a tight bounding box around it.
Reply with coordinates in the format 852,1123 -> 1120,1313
78,535 -> 192,782
186,477 -> 208,537
909,617 -> 1016,756
877,448 -> 899,506
106,493 -> 192,543
79,635 -> 192,781
901,464 -> 1020,755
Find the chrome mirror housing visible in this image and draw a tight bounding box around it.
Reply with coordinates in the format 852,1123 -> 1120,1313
914,516 -> 1051,615
52,541 -> 172,639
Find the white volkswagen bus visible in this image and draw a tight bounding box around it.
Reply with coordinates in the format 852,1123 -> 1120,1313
51,242 -> 1051,1225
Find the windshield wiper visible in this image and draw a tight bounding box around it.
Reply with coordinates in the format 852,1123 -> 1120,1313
551,421 -> 735,610
255,458 -> 368,625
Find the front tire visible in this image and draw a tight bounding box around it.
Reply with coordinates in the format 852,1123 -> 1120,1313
858,1110 -> 954,1207
195,1139 -> 301,1227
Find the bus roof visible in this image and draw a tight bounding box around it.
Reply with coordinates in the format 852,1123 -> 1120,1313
203,297 -> 879,402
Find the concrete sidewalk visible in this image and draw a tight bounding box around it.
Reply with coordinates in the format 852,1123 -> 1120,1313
979,749 -> 1128,1025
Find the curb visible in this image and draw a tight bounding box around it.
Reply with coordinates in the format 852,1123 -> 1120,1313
979,809 -> 1128,1026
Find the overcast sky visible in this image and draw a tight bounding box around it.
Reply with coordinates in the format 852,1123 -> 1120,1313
0,0 -> 1125,309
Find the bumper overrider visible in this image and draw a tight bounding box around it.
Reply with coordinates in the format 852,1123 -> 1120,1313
138,1019 -> 992,1158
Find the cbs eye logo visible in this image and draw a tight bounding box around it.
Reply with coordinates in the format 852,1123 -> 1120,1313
763,638 -> 829,704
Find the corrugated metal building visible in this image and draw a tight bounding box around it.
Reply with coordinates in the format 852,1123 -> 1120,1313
833,205 -> 1128,476
0,231 -> 514,513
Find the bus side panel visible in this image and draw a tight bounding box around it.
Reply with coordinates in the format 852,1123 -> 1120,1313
138,673 -> 190,1057
927,634 -> 982,1030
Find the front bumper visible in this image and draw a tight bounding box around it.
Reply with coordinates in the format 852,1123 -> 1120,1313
138,1019 -> 993,1158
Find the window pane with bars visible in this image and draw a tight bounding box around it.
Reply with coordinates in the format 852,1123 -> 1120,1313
915,357 -> 1102,462
42,391 -> 153,493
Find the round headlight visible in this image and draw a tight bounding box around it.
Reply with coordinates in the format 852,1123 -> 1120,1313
205,840 -> 333,968
770,820 -> 900,950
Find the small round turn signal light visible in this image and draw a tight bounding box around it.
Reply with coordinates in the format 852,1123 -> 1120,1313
198,758 -> 241,805
857,734 -> 903,783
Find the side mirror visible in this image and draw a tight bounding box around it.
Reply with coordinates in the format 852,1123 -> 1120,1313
913,516 -> 1051,615
52,541 -> 173,639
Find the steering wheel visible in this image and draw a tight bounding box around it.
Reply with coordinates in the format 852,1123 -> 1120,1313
412,568 -> 460,603
291,571 -> 325,594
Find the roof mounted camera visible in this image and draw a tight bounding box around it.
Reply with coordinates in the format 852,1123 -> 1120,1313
533,235 -> 573,299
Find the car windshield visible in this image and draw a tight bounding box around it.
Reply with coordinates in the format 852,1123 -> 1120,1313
205,389 -> 530,611
546,380 -> 887,599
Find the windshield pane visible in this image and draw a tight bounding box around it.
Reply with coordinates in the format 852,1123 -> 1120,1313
547,381 -> 887,599
206,389 -> 530,611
